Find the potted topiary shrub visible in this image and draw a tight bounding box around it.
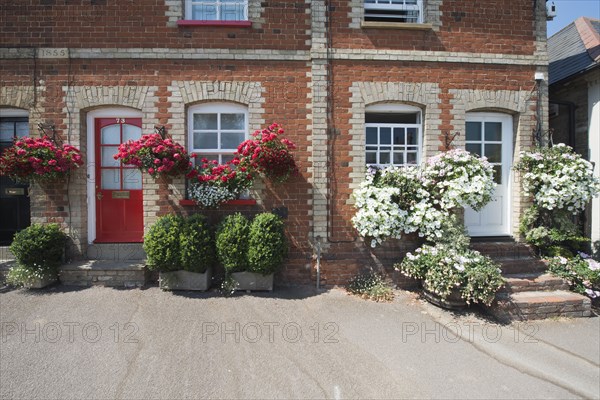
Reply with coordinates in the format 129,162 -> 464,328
243,212 -> 287,291
215,213 -> 250,291
144,214 -> 183,283
7,223 -> 67,289
145,214 -> 216,291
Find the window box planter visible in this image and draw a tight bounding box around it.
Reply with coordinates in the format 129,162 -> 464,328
159,267 -> 213,291
231,271 -> 273,292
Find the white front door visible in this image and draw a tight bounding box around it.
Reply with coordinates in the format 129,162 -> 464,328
464,113 -> 513,237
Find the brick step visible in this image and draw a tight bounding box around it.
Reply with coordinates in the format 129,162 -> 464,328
86,243 -> 145,261
470,241 -> 536,261
497,259 -> 548,275
60,260 -> 147,288
486,290 -> 592,322
500,273 -> 569,293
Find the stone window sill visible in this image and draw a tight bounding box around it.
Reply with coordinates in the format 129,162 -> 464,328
179,199 -> 257,206
361,21 -> 433,30
176,20 -> 252,28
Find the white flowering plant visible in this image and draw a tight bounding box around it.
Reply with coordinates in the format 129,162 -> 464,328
352,149 -> 495,245
547,253 -> 600,300
515,144 -> 600,256
396,243 -> 504,305
515,144 -> 600,213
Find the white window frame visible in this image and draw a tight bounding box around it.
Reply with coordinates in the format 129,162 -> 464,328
365,104 -> 422,167
188,102 -> 248,165
185,0 -> 249,21
364,0 -> 423,23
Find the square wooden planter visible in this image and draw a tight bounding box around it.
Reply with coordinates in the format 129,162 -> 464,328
231,272 -> 273,291
159,268 -> 212,291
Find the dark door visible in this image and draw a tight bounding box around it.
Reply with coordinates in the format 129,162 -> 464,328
0,117 -> 31,245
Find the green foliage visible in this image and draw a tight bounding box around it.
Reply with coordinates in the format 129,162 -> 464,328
144,214 -> 184,272
432,214 -> 471,250
519,205 -> 589,257
6,264 -> 57,287
247,213 -> 287,275
346,272 -> 395,302
397,244 -> 504,305
548,254 -> 600,298
216,213 -> 250,273
180,214 -> 215,273
10,223 -> 66,271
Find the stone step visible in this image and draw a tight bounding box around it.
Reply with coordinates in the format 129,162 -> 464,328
86,243 -> 145,261
498,259 -> 548,275
60,260 -> 148,288
0,246 -> 14,261
486,290 -> 592,322
470,241 -> 536,261
500,273 -> 569,293
0,260 -> 15,280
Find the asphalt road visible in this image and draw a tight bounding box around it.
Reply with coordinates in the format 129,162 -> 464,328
1,285 -> 599,399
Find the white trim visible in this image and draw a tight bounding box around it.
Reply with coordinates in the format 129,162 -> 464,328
464,112 -> 513,236
187,102 -> 248,163
0,108 -> 29,118
86,107 -> 142,244
366,103 -> 421,115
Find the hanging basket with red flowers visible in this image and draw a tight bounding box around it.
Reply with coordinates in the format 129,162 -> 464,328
114,133 -> 193,179
0,136 -> 84,183
236,123 -> 298,184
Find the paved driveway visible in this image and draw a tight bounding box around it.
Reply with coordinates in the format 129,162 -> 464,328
1,285 -> 599,399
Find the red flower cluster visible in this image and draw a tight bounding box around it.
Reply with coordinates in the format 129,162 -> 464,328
115,134 -> 193,178
187,157 -> 254,193
0,136 -> 84,182
236,123 -> 298,183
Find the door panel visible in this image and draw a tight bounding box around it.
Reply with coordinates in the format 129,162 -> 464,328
95,118 -> 143,242
464,114 -> 513,237
0,118 -> 30,245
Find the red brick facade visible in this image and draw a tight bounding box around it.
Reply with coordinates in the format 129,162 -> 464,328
0,0 -> 549,286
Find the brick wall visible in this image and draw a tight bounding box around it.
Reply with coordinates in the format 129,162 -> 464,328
0,0 -> 549,287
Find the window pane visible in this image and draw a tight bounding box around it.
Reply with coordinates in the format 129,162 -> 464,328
393,128 -> 404,145
393,152 -> 404,164
101,169 -> 120,190
466,122 -> 481,141
101,147 -> 120,167
406,128 -> 418,144
193,4 -> 217,20
366,152 -> 377,164
123,169 -> 142,190
193,113 -> 218,130
0,122 -> 12,142
194,132 -> 218,149
485,122 -> 503,141
221,113 -> 245,130
379,152 -> 390,164
466,143 -> 481,156
493,165 -> 502,185
485,144 -> 502,163
15,122 -> 29,138
123,124 -> 142,143
366,127 -> 377,144
380,128 -> 391,145
406,152 -> 417,164
221,154 -> 235,163
101,125 -> 120,145
221,132 -> 244,149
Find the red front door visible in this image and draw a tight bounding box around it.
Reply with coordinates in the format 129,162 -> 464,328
95,118 -> 143,242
